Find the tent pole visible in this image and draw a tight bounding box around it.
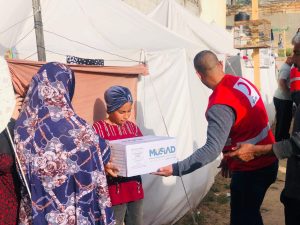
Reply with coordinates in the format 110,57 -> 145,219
252,0 -> 261,90
32,0 -> 46,61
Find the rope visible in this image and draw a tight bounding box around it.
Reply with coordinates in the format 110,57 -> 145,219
148,75 -> 199,225
179,177 -> 199,225
0,15 -> 33,34
226,58 -> 239,76
21,48 -> 141,63
13,28 -> 35,47
149,76 -> 170,137
1,4 -> 143,64
24,51 -> 37,60
45,49 -> 141,62
43,30 -> 142,63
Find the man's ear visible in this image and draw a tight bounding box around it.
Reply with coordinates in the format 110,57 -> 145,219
196,71 -> 202,79
217,61 -> 224,71
219,60 -> 224,67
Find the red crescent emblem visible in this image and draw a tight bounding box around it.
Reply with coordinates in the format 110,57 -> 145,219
237,82 -> 251,95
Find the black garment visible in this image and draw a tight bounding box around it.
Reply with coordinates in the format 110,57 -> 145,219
284,105 -> 300,201
273,105 -> 300,223
0,119 -> 20,189
230,161 -> 278,225
0,119 -> 21,189
0,119 -> 15,156
273,97 -> 293,141
291,91 -> 300,106
66,55 -> 104,66
273,131 -> 300,202
280,191 -> 300,225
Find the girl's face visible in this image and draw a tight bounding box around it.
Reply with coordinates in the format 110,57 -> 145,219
108,102 -> 132,126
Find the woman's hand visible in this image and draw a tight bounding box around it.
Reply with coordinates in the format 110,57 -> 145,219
105,159 -> 119,177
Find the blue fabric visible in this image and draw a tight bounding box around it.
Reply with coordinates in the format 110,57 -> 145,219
104,86 -> 133,113
14,62 -> 115,225
230,161 -> 278,225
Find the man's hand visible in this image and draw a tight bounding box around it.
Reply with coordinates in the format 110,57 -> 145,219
152,165 -> 173,177
12,94 -> 24,119
218,158 -> 231,178
224,143 -> 255,162
105,161 -> 119,177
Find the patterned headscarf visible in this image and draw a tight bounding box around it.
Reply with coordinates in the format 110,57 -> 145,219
104,85 -> 133,113
14,62 -> 115,225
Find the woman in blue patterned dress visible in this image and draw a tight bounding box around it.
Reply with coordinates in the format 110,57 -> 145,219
14,62 -> 115,225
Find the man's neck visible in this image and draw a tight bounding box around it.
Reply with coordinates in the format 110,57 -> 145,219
211,74 -> 225,90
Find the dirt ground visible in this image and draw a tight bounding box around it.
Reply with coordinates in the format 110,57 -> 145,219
174,159 -> 287,225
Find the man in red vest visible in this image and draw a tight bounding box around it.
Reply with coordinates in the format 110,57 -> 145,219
290,62 -> 300,106
155,50 -> 278,225
290,29 -> 300,106
226,30 -> 300,225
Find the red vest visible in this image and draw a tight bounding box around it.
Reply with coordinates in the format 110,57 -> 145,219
290,67 -> 300,92
207,75 -> 277,171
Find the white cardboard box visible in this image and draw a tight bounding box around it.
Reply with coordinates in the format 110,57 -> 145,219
109,135 -> 177,177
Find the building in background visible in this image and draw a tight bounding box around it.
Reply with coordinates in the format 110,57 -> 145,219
227,0 -> 300,56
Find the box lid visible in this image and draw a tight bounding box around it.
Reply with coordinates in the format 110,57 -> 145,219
109,135 -> 175,145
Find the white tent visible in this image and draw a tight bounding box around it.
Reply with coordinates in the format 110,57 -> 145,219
148,0 -> 238,56
240,50 -> 278,123
0,0 -> 231,224
147,0 -> 276,122
0,0 -> 204,63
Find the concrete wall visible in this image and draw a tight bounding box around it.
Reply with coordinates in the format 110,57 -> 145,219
267,13 -> 300,49
227,12 -> 300,51
200,0 -> 226,27
123,0 -> 162,14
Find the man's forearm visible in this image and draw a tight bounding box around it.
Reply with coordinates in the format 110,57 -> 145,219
278,79 -> 289,93
173,105 -> 235,176
253,144 -> 273,157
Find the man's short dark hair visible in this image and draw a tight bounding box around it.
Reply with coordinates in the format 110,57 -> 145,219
193,50 -> 219,74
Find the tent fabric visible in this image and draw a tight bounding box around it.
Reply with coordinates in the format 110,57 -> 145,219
0,0 -> 201,64
148,0 -> 238,56
225,55 -> 243,77
240,56 -> 277,123
7,59 -> 147,124
0,56 -> 15,133
138,49 -> 221,225
0,0 -> 229,224
146,0 -> 276,123
6,51 -> 219,225
7,58 -> 147,94
0,0 -> 277,223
